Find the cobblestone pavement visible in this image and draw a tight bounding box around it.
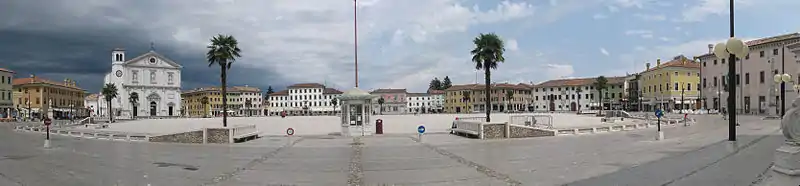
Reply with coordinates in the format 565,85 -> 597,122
0,115 -> 784,186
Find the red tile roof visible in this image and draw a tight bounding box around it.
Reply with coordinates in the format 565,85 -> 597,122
642,56 -> 700,74
323,88 -> 343,94
371,88 -> 408,94
287,83 -> 325,89
698,33 -> 800,58
444,83 -> 532,91
13,77 -> 86,90
427,89 -> 445,94
0,68 -> 14,73
535,76 -> 626,87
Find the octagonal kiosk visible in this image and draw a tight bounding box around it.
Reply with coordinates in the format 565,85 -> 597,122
339,87 -> 376,137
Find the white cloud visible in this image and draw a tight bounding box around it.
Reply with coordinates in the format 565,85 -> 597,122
593,14 -> 608,19
633,13 -> 666,21
600,48 -> 610,56
607,5 -> 619,12
624,29 -> 652,35
543,64 -> 575,79
613,0 -> 646,8
679,0 -> 753,22
507,39 -> 519,51
659,37 -> 671,41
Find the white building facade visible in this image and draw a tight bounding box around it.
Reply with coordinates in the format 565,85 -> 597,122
406,93 -> 432,113
0,68 -> 13,118
532,77 -> 626,111
100,48 -> 183,118
268,83 -> 342,115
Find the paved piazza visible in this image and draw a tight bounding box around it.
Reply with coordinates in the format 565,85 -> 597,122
0,114 -> 786,185
86,113 -> 646,136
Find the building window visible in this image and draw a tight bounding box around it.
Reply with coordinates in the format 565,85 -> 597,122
168,72 -> 174,85
736,74 -> 740,85
760,51 -> 765,57
703,78 -> 707,88
714,77 -> 718,87
132,70 -> 139,84
714,60 -> 717,65
150,70 -> 157,84
745,73 -> 750,84
675,72 -> 678,76
674,83 -> 678,91
722,59 -> 726,64
703,62 -> 706,67
687,83 -> 691,90
774,49 -> 779,55
760,71 -> 765,83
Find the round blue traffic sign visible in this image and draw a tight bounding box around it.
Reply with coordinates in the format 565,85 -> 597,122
655,109 -> 664,118
417,125 -> 426,134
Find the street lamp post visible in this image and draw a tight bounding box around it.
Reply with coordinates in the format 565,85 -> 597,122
774,73 -> 792,117
712,14 -> 749,141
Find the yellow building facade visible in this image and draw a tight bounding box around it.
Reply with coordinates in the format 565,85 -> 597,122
639,56 -> 701,111
444,83 -> 533,113
182,86 -> 262,118
12,75 -> 88,119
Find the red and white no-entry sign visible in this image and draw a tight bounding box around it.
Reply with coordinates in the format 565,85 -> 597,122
286,128 -> 295,136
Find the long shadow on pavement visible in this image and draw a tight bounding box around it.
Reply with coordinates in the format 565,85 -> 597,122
564,134 -> 784,186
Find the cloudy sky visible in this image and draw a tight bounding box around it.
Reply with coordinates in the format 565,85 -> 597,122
1,0 -> 799,93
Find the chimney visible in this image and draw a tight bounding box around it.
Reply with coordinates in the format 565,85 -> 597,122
646,63 -> 651,69
656,58 -> 661,66
30,74 -> 35,83
707,44 -> 714,54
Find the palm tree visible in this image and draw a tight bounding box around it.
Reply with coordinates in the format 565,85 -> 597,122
505,90 -> 514,112
471,33 -> 506,122
330,98 -> 339,115
101,83 -> 118,123
206,34 -> 242,127
377,97 -> 385,115
576,87 -> 583,111
128,92 -> 138,119
593,76 -> 609,115
201,96 -> 209,118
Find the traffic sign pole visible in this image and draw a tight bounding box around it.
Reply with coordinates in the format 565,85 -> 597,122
44,118 -> 52,148
417,125 -> 426,143
655,109 -> 664,141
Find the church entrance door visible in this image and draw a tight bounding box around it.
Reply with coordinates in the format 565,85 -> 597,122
168,106 -> 173,116
150,102 -> 157,116
133,106 -> 138,117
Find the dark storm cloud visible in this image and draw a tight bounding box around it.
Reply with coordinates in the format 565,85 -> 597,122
0,0 -> 289,93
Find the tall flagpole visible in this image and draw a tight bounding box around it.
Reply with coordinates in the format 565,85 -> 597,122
354,0 -> 359,88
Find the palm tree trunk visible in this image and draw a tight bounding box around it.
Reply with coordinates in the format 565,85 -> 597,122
484,65 -> 491,122
107,101 -> 112,123
221,63 -> 228,127
599,90 -> 604,114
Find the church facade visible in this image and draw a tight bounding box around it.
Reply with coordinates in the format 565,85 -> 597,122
99,48 -> 183,118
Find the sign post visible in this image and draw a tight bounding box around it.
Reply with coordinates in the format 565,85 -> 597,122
417,125 -> 426,142
43,118 -> 52,148
655,109 -> 664,140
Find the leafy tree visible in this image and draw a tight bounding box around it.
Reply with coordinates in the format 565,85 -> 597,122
101,83 -> 118,123
442,76 -> 452,90
377,97 -> 385,114
429,78 -> 442,91
330,98 -> 339,114
245,99 -> 252,117
593,76 -> 609,114
201,96 -> 209,118
128,92 -> 138,119
470,33 -> 505,122
576,87 -> 583,111
206,34 -> 242,127
505,90 -> 514,112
